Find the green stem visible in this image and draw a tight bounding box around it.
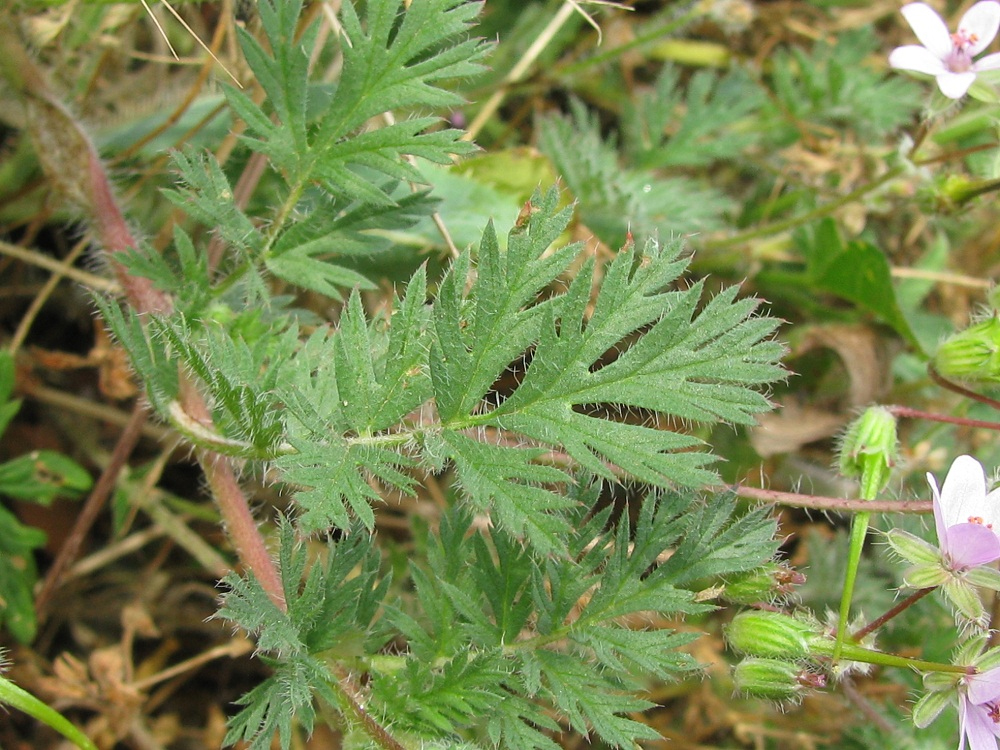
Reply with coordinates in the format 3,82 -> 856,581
701,166 -> 904,253
0,674 -> 98,750
834,445 -> 891,660
811,639 -> 969,675
834,510 -> 870,661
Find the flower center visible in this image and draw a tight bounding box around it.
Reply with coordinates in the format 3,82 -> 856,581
947,29 -> 978,72
967,515 -> 993,529
989,702 -> 1000,725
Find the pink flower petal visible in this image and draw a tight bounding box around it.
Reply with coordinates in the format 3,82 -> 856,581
960,1 -> 1000,56
901,2 -> 955,59
961,696 -> 1000,750
969,668 -> 1000,705
945,522 -> 1000,569
890,44 -> 950,75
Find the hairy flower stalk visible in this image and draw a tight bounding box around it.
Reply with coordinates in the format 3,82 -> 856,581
834,407 -> 898,660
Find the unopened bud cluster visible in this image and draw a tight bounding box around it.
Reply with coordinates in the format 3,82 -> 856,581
725,611 -> 831,703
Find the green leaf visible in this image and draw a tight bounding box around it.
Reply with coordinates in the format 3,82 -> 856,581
766,28 -> 922,141
265,247 -> 375,300
798,218 -> 921,350
271,270 -> 432,531
218,518 -> 388,749
161,147 -> 264,259
0,351 -> 19,437
442,430 -> 573,554
538,99 -> 734,248
482,235 -> 782,489
277,438 -> 415,532
0,504 -> 45,642
373,653 -> 510,737
150,316 -> 296,454
269,187 -> 437,262
625,65 -> 764,169
318,0 -> 487,141
227,0 -> 313,174
535,650 -> 661,747
658,491 -> 780,585
0,450 -> 92,505
430,188 -> 580,423
228,0 -> 489,203
94,296 -> 179,417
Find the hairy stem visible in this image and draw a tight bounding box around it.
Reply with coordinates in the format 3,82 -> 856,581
853,588 -> 935,642
729,484 -> 932,515
0,23 -> 286,612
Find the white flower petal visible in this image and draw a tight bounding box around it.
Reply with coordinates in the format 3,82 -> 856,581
940,456 -> 990,526
974,51 -> 1000,71
938,70 -> 979,97
901,2 -> 954,59
889,44 -> 949,75
961,0 -> 1000,56
982,486 -> 1000,530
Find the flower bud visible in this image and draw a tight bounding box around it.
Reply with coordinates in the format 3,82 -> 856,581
943,578 -> 987,627
965,565 -> 1000,592
839,407 -> 898,497
732,658 -> 822,702
902,563 -> 950,589
725,611 -> 813,660
911,688 -> 953,729
721,563 -> 805,605
884,528 -> 940,566
974,645 -> 1000,673
933,316 -> 1000,384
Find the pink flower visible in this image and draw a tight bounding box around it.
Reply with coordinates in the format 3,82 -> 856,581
889,1 -> 1000,99
929,455 -> 1000,570
961,666 -> 1000,750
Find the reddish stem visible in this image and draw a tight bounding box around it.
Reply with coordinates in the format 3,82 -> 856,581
887,405 -> 1000,432
86,112 -> 286,612
728,484 -> 932,514
929,365 -> 1000,413
852,587 -> 934,642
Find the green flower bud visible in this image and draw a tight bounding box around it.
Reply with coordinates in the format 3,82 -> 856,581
884,528 -> 941,566
839,407 -> 898,497
943,578 -> 987,626
902,563 -> 950,589
966,565 -> 1000,592
911,689 -> 953,729
955,634 -> 990,668
933,316 -> 1000,384
974,645 -> 1000,673
725,611 -> 814,659
732,658 -> 824,702
923,670 -> 960,693
721,563 -> 805,605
